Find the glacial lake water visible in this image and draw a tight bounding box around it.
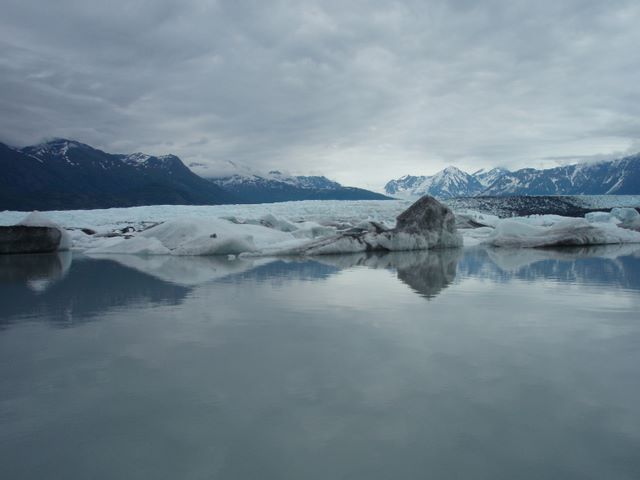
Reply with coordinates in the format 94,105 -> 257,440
1,246 -> 640,480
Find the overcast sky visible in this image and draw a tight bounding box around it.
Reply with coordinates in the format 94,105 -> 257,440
1,0 -> 639,190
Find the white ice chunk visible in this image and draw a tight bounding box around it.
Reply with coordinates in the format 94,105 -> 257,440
484,217 -> 640,248
611,207 -> 640,224
585,211 -> 615,223
585,208 -> 640,230
454,210 -> 501,228
85,236 -> 171,255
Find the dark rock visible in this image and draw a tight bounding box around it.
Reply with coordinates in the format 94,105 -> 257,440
395,196 -> 457,234
81,228 -> 96,235
0,226 -> 62,254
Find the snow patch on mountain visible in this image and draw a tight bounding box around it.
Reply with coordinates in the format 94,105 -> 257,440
473,167 -> 510,188
212,170 -> 341,191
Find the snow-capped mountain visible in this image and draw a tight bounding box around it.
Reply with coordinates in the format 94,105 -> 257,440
385,154 -> 640,198
1,139 -> 237,210
384,166 -> 485,199
214,171 -> 340,191
0,138 -> 389,210
482,154 -> 640,196
209,170 -> 388,203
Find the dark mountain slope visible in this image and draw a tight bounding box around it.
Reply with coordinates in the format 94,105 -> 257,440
1,139 -> 237,210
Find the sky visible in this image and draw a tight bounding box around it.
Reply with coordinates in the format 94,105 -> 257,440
1,0 -> 639,191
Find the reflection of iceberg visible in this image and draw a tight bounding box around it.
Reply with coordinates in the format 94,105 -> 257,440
0,251 -> 72,292
484,244 -> 640,272
484,244 -> 640,273
463,244 -> 640,291
0,256 -> 190,326
84,253 -> 278,286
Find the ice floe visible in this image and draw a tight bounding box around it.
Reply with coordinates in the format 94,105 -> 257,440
481,217 -> 640,248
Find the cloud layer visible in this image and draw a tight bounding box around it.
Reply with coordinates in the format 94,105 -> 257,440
2,0 -> 639,188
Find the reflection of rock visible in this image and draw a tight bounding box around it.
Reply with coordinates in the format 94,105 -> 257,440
317,249 -> 461,300
395,249 -> 461,299
295,196 -> 462,255
0,251 -> 72,291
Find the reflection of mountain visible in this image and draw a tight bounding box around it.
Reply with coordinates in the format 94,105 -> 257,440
458,245 -> 640,291
0,256 -> 189,326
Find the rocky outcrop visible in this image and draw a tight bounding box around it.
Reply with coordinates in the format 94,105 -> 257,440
0,212 -> 70,255
393,195 -> 460,247
0,226 -> 63,254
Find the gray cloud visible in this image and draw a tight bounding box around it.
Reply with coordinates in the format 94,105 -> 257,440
1,0 -> 639,189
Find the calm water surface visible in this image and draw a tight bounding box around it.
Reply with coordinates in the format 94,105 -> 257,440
1,246 -> 640,479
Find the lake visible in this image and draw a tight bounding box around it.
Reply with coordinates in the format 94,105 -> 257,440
1,246 -> 640,479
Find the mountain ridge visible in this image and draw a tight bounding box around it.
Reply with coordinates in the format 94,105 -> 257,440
208,170 -> 389,203
385,154 -> 640,198
0,139 -> 389,210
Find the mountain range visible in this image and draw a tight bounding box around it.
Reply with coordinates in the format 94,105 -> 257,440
384,154 -> 640,198
208,171 -> 388,203
3,138 -> 639,211
0,139 -> 388,211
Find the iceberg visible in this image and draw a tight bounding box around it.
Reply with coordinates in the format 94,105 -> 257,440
2,199 -> 638,256
483,217 -> 640,248
85,217 -> 296,256
585,207 -> 640,228
262,196 -> 462,255
85,196 -> 462,256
